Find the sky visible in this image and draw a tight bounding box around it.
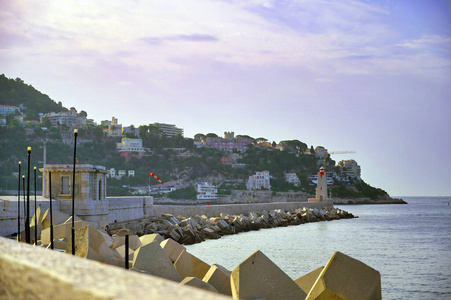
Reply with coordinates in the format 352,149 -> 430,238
1,0 -> 450,197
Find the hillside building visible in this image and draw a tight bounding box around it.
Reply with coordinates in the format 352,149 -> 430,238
246,170 -> 271,190
196,182 -> 218,200
204,132 -> 253,152
154,123 -> 184,137
284,172 -> 301,187
116,138 -> 146,161
0,105 -> 20,115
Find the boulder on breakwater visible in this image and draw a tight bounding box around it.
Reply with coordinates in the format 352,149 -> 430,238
109,206 -> 356,245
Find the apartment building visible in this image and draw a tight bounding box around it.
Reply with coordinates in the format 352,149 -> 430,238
154,123 -> 184,137
246,170 -> 271,190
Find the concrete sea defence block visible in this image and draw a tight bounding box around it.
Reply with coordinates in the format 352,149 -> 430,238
41,220 -> 90,245
180,277 -> 218,293
160,238 -> 187,263
202,263 -> 232,296
174,250 -> 211,280
111,235 -> 142,250
140,233 -> 165,246
65,224 -> 124,267
231,250 -> 307,300
306,251 -> 381,300
295,266 -> 324,294
41,209 -> 81,229
132,241 -> 182,282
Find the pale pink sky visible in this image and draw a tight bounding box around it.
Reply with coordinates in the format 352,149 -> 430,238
1,0 -> 450,196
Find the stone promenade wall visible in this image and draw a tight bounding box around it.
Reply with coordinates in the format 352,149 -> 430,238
107,196 -> 154,224
0,237 -> 228,300
151,201 -> 332,219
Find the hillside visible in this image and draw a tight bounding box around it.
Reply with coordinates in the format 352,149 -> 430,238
0,75 -> 393,201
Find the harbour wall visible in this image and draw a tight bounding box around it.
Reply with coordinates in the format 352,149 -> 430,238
150,201 -> 331,219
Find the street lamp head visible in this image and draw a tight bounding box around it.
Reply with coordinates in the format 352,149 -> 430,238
22,175 -> 25,179
34,166 -> 36,170
74,129 -> 78,135
27,146 -> 31,153
19,161 -> 21,165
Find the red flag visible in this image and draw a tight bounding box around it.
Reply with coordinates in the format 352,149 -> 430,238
150,172 -> 164,185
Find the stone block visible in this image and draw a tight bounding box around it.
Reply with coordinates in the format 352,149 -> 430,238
174,250 -> 210,280
140,233 -> 165,246
45,239 -> 68,251
160,238 -> 186,263
132,241 -> 182,282
180,277 -> 218,293
30,205 -> 44,232
111,235 -> 142,250
41,220 -> 90,245
306,251 -> 381,300
65,224 -> 123,267
116,244 -> 135,261
231,250 -> 307,300
41,209 -> 81,229
202,264 -> 232,296
295,267 -> 324,294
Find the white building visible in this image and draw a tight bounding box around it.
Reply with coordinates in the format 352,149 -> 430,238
154,123 -> 184,137
40,110 -> 85,127
284,172 -> 301,187
246,170 -> 271,190
0,105 -> 20,115
117,138 -> 145,152
338,159 -> 361,180
196,182 -> 218,200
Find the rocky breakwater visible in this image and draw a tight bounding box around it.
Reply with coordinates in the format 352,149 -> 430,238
110,207 -> 356,245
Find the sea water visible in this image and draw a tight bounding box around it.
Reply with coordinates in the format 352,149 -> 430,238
186,197 -> 451,299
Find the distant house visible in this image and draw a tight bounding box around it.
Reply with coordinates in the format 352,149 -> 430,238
0,105 -> 20,115
284,172 -> 301,187
154,123 -> 184,137
246,170 -> 271,190
40,109 -> 86,127
116,138 -> 146,161
204,132 -> 253,153
196,182 -> 218,200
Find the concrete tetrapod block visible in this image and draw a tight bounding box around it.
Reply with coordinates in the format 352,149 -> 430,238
111,235 -> 142,250
202,264 -> 232,296
180,277 -> 218,293
41,209 -> 81,229
41,220 -> 90,245
174,250 -> 211,280
65,224 -> 123,268
30,205 -> 44,233
132,241 -> 182,282
295,267 -> 324,294
306,251 -> 381,300
160,238 -> 186,263
140,233 -> 165,246
116,244 -> 135,261
231,250 -> 307,300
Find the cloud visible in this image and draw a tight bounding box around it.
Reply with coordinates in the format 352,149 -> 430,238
141,34 -> 219,46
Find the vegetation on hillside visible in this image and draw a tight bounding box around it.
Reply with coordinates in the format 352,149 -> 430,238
0,75 -> 390,199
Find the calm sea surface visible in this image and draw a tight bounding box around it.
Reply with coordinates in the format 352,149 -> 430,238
186,197 -> 451,299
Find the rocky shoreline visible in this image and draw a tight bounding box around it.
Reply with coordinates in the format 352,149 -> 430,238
109,206 -> 357,245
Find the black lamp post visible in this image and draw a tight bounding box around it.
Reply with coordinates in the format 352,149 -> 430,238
26,147 -> 31,244
17,161 -> 21,239
49,171 -> 54,250
34,166 -> 37,245
22,175 -> 25,242
71,129 -> 78,255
